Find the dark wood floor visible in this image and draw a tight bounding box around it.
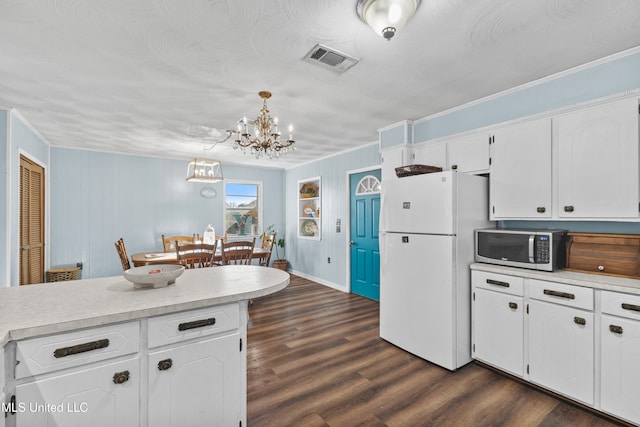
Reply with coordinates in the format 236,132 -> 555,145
247,275 -> 625,427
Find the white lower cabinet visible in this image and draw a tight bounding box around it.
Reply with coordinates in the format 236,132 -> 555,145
600,291 -> 640,425
7,302 -> 246,427
472,288 -> 524,377
472,271 -> 524,377
527,279 -> 595,405
472,269 -> 640,424
16,358 -> 139,427
147,303 -> 244,427
148,334 -> 242,427
528,299 -> 594,405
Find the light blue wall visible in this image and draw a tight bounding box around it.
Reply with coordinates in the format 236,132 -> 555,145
284,144 -> 380,290
414,51 -> 640,143
50,148 -> 284,279
8,113 -> 50,286
0,110 -> 7,285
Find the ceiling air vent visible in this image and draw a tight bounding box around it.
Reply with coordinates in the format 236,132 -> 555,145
303,43 -> 359,74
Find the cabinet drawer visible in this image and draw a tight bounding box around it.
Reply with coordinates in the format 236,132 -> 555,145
601,291 -> 640,320
148,303 -> 240,348
528,279 -> 593,310
472,271 -> 524,296
16,321 -> 140,379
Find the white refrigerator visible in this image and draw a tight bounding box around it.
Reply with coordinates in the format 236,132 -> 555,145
379,171 -> 491,371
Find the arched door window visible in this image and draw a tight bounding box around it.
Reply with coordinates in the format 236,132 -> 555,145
355,175 -> 381,195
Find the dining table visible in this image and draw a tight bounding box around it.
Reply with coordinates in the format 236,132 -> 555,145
131,247 -> 270,267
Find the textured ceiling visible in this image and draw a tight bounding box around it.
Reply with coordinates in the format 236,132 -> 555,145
1,0 -> 639,169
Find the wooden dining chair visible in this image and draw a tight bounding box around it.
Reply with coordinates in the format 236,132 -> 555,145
114,237 -> 131,271
175,241 -> 217,269
258,233 -> 276,267
221,239 -> 255,265
162,234 -> 196,252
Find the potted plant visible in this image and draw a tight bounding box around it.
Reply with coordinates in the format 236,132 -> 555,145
264,225 -> 287,271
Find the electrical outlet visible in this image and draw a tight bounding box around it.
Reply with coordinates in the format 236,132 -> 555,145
76,262 -> 83,270
327,257 -> 331,264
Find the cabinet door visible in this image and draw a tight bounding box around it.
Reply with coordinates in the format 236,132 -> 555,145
380,146 -> 410,181
148,334 -> 242,427
528,300 -> 594,405
16,358 -> 139,427
556,98 -> 639,218
448,133 -> 490,174
490,118 -> 552,219
412,143 -> 446,169
472,287 -> 524,377
600,314 -> 640,425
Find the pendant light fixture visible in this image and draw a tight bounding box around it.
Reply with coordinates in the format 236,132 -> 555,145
185,130 -> 232,183
356,0 -> 422,40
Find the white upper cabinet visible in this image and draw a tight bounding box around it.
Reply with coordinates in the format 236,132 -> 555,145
381,145 -> 412,181
490,118 -> 552,219
379,120 -> 413,181
412,142 -> 446,169
447,132 -> 490,174
556,98 -> 639,219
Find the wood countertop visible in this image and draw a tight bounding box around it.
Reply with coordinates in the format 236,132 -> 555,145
0,265 -> 289,347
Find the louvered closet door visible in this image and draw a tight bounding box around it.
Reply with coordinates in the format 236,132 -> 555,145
20,155 -> 45,285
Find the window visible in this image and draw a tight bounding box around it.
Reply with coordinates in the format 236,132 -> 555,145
224,180 -> 262,238
356,175 -> 381,195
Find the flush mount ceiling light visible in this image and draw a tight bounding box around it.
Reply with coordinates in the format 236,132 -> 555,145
233,91 -> 295,159
185,130 -> 232,183
356,0 -> 422,40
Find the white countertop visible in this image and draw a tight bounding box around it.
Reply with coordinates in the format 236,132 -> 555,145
0,265 -> 289,346
471,263 -> 640,295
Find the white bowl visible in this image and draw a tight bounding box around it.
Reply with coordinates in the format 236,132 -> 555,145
123,264 -> 185,288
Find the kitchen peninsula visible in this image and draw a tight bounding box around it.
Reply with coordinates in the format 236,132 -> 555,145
0,265 -> 289,427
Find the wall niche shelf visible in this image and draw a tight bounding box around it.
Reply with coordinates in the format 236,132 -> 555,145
298,177 -> 321,240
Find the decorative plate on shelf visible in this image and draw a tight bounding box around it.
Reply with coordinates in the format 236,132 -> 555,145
123,264 -> 185,289
299,183 -> 317,198
300,219 -> 318,236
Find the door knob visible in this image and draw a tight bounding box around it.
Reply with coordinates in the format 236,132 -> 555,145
350,240 -> 355,246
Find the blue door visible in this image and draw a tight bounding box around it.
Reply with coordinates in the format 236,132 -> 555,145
350,170 -> 381,301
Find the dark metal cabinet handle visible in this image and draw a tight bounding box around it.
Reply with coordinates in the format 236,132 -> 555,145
451,164 -> 458,170
54,338 -> 110,358
536,207 -> 546,213
486,279 -> 510,288
157,358 -> 173,371
609,325 -> 624,334
564,205 -> 575,212
573,316 -> 586,326
508,302 -> 518,310
621,303 -> 640,312
112,370 -> 130,384
543,289 -> 575,300
178,317 -> 216,331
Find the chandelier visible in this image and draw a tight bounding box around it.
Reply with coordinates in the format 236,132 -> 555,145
234,91 -> 295,159
356,0 -> 422,40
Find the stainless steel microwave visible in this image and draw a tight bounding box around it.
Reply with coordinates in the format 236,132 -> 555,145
475,228 -> 568,271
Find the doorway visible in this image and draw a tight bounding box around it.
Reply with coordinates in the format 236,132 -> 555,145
349,169 -> 381,301
20,155 -> 45,285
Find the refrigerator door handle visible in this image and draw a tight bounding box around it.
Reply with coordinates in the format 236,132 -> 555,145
379,232 -> 387,276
